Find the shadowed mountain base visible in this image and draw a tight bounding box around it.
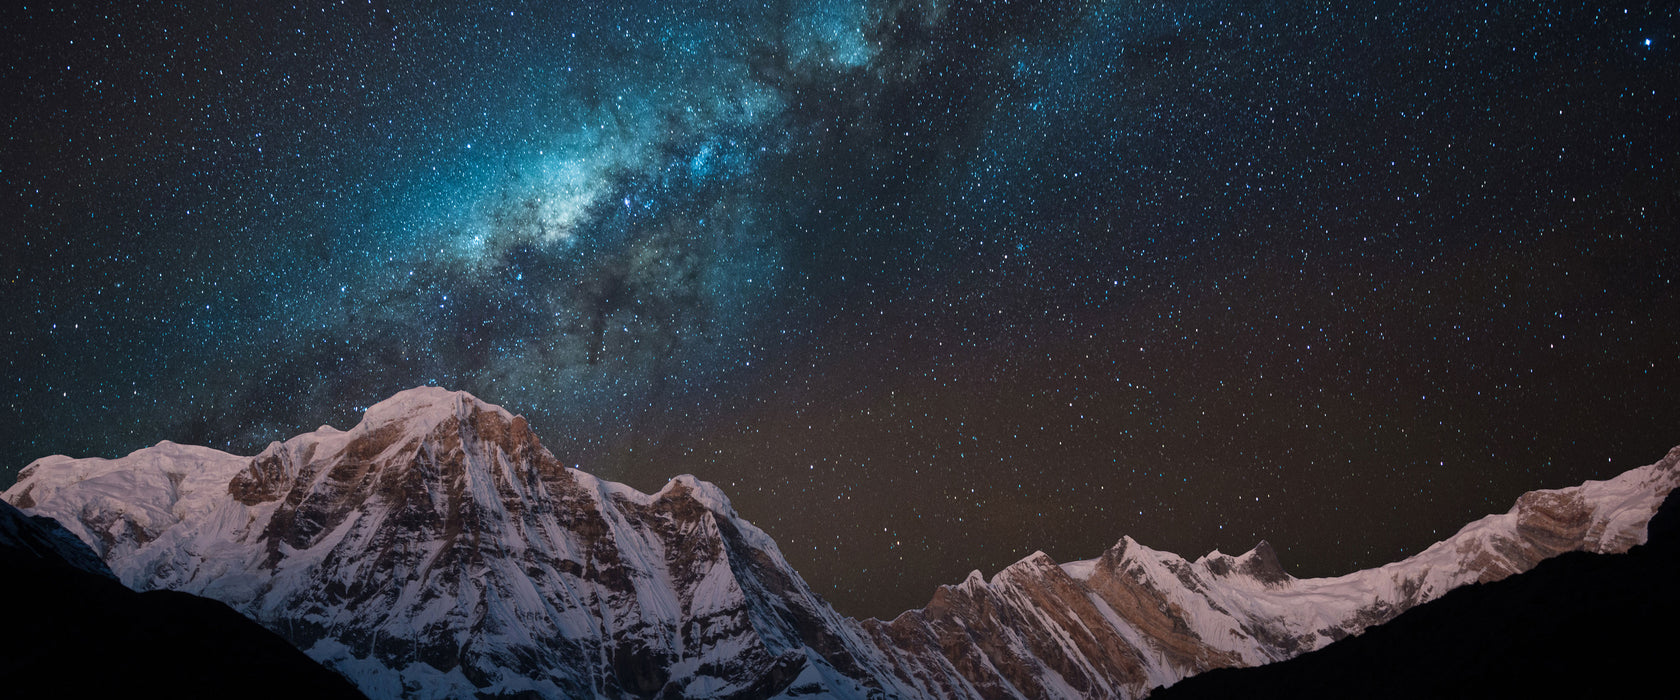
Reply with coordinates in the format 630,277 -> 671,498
0,501 -> 367,699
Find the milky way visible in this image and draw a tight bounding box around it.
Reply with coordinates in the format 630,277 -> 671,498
4,1 -> 1678,618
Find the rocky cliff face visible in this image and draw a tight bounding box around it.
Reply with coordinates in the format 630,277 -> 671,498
7,387 -> 1676,699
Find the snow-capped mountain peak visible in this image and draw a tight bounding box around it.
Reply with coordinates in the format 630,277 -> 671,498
344,386 -> 527,448
5,388 -> 883,698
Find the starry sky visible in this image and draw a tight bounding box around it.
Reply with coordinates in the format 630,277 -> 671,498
3,1 -> 1677,619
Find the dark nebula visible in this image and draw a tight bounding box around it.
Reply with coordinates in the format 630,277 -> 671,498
3,1 -> 1677,619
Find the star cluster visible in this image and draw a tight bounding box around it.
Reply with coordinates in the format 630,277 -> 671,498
4,1 -> 1677,618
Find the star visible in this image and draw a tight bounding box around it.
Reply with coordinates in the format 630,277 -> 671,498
2,0 -> 1677,620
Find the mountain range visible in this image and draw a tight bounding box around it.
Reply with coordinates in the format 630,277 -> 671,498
5,387 -> 1675,698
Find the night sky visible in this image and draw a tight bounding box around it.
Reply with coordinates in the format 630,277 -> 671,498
4,1 -> 1677,620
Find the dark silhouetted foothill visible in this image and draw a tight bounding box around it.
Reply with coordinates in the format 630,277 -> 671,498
1149,490 -> 1680,700
0,500 -> 366,699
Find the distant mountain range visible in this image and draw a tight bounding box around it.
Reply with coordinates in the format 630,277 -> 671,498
5,387 -> 1675,698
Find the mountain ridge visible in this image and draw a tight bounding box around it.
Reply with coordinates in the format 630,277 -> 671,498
7,387 -> 1675,699
1146,488 -> 1680,699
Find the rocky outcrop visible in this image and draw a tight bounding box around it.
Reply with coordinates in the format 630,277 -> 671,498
7,388 -> 1676,699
